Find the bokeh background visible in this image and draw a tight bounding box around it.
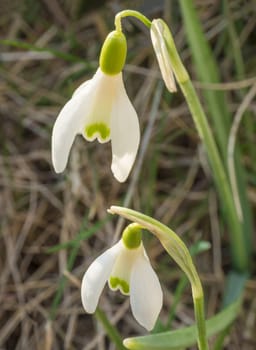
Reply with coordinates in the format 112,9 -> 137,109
0,0 -> 255,349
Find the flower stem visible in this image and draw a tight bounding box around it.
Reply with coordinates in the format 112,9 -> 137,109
181,80 -> 247,271
95,308 -> 126,350
109,206 -> 209,350
162,21 -> 248,272
115,10 -> 151,32
193,293 -> 209,350
185,255 -> 209,350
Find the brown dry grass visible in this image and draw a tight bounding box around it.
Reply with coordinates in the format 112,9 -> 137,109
0,0 -> 255,349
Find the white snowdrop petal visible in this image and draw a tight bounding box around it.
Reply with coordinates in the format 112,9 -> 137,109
130,254 -> 163,331
81,241 -> 121,313
110,75 -> 140,182
72,80 -> 90,98
108,242 -> 141,295
51,81 -> 94,173
82,69 -> 120,144
150,20 -> 176,93
72,69 -> 102,98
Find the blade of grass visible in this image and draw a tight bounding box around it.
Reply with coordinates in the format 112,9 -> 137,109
223,0 -> 245,79
214,271 -> 247,349
46,217 -> 109,253
179,1 -> 230,156
223,0 -> 255,248
0,39 -> 94,67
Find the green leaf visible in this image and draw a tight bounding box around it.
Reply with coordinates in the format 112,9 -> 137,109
222,270 -> 248,307
213,271 -> 247,349
179,0 -> 230,154
123,297 -> 241,350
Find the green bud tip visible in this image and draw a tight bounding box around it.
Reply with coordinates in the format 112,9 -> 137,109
122,223 -> 142,249
99,30 -> 127,75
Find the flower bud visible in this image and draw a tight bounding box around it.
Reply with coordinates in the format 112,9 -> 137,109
150,19 -> 177,92
122,223 -> 142,249
99,30 -> 127,75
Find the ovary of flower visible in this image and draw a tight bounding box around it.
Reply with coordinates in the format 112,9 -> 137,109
51,68 -> 140,183
81,237 -> 163,331
150,19 -> 177,93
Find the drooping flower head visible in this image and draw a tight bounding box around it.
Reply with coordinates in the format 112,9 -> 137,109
52,30 -> 140,182
81,223 -> 163,331
150,19 -> 177,93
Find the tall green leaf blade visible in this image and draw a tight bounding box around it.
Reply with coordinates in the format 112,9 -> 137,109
179,0 -> 230,155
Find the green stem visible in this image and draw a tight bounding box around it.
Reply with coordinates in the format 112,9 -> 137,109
95,308 -> 126,350
161,20 -> 248,272
189,262 -> 209,350
114,9 -> 250,272
115,10 -> 151,32
180,79 -> 246,270
179,0 -> 253,271
109,206 -> 209,350
194,295 -> 209,350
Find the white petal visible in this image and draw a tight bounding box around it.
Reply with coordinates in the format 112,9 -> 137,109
72,69 -> 103,98
130,254 -> 163,331
81,241 -> 121,313
72,80 -> 90,97
82,69 -> 121,144
150,20 -> 176,93
108,241 -> 141,295
110,75 -> 140,182
51,79 -> 94,173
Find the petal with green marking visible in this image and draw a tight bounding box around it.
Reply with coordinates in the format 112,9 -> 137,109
108,242 -> 142,295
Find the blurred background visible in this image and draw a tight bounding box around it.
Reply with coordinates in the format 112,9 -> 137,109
0,0 -> 255,349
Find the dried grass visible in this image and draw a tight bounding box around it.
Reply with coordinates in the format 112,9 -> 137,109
0,0 -> 255,349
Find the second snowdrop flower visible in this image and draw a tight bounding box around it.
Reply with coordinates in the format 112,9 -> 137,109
52,30 -> 140,182
150,19 -> 177,93
81,223 -> 163,331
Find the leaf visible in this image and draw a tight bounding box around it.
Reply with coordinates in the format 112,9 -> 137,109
123,297 -> 241,350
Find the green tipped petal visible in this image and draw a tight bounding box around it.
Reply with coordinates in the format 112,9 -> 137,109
99,30 -> 127,75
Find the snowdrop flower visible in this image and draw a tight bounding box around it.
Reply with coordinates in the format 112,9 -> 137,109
150,19 -> 177,93
81,223 -> 163,331
52,30 -> 140,182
